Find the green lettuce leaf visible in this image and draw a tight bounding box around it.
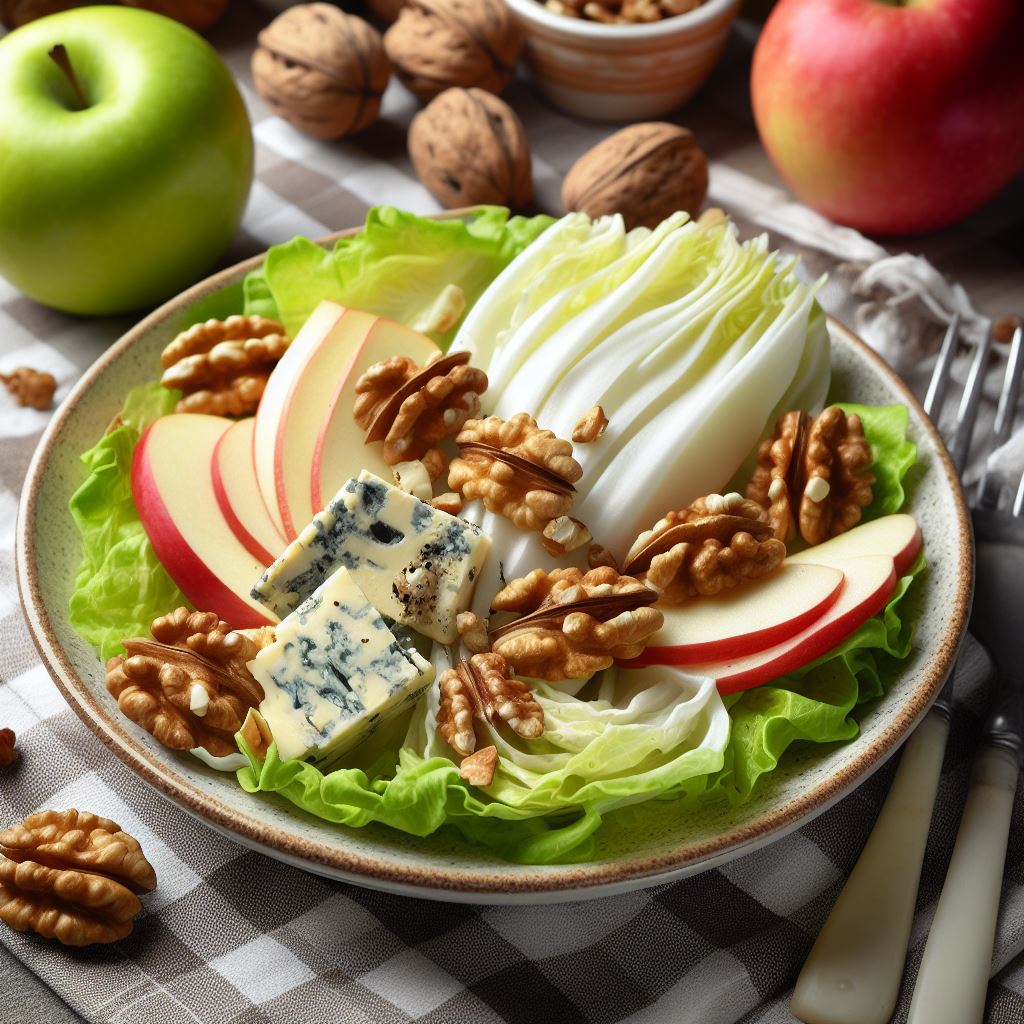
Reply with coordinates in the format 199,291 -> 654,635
68,382 -> 187,660
705,557 -> 923,801
236,731 -> 604,865
839,402 -> 918,520
247,206 -> 553,343
230,394 -> 923,864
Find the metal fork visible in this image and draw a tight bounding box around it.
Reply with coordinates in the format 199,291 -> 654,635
792,318 -> 1024,1024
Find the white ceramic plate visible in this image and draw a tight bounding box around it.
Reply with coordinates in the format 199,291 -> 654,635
16,236 -> 971,903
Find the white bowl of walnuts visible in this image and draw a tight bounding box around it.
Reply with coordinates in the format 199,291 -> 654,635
503,0 -> 741,121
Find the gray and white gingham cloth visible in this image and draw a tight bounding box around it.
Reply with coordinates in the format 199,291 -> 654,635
3,5 -> 1024,1022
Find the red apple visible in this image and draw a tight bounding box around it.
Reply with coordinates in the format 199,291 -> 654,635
751,0 -> 1024,235
133,414 -> 275,628
211,418 -> 285,565
788,513 -> 922,575
252,300 -> 439,540
629,562 -> 844,667
677,555 -> 898,695
311,316 -> 440,513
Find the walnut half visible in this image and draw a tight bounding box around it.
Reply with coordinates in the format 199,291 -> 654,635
624,495 -> 786,603
746,407 -> 874,545
106,608 -> 268,757
159,314 -> 290,417
488,566 -> 663,680
0,809 -> 156,946
437,653 -> 543,757
354,350 -> 488,469
449,413 -> 582,531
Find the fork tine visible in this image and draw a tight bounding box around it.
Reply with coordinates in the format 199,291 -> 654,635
1014,468 -> 1024,518
992,325 -> 1024,450
949,323 -> 994,473
924,313 -> 961,421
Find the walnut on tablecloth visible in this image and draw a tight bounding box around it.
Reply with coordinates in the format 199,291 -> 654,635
252,4 -> 390,140
409,88 -> 533,210
121,0 -> 228,30
0,1 -> 84,28
562,123 -> 708,231
1,367 -> 56,410
384,0 -> 521,100
0,729 -> 16,767
0,809 -> 156,946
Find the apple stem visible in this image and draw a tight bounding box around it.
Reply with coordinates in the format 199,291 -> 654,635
48,44 -> 88,111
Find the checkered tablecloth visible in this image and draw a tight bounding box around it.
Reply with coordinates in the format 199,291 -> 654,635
3,4 -> 1024,1022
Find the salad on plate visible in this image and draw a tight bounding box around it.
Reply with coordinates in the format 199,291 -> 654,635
69,205 -> 923,865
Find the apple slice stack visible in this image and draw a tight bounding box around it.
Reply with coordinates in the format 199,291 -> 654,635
626,515 -> 921,694
132,302 -> 441,626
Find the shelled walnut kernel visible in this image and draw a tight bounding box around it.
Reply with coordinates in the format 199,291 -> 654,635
0,809 -> 156,946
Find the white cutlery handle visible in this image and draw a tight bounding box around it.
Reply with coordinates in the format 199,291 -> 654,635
906,743 -> 1019,1024
791,709 -> 950,1024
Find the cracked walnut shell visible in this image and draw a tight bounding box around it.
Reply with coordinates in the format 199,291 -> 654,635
384,0 -> 521,100
160,315 -> 290,417
746,407 -> 874,545
437,653 -> 543,756
624,495 -> 786,603
562,123 -> 708,231
409,88 -> 532,210
449,413 -> 582,531
489,566 -> 662,681
354,350 -> 487,466
106,608 -> 267,758
253,5 -> 390,140
0,809 -> 155,946
0,1 -> 84,28
122,0 -> 228,30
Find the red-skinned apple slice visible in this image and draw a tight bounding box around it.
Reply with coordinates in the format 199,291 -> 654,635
133,414 -> 275,628
311,317 -> 440,513
253,301 -> 441,540
634,563 -> 844,666
254,302 -> 370,539
787,513 -> 922,575
628,554 -> 898,695
211,418 -> 285,565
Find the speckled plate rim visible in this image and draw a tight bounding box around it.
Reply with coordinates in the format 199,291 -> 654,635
15,230 -> 972,903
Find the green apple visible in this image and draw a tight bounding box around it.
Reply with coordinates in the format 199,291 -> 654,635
0,6 -> 253,315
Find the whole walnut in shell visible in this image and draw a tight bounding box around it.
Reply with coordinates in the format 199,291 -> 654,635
252,4 -> 390,140
410,88 -> 532,209
0,0 -> 84,27
122,0 -> 228,30
562,123 -> 708,231
367,0 -> 407,21
384,0 -> 521,100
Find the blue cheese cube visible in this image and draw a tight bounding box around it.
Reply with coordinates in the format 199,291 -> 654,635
248,566 -> 435,764
251,471 -> 490,643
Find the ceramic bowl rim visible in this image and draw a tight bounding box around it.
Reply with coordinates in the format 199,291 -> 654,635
15,224 -> 972,899
503,0 -> 740,41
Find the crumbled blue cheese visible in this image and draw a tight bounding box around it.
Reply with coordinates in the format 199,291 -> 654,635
251,470 -> 490,643
247,566 -> 435,763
